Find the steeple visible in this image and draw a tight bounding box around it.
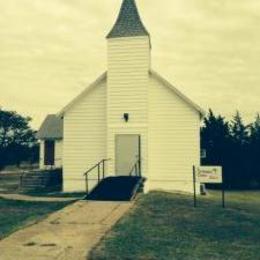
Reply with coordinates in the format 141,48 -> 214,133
107,0 -> 149,39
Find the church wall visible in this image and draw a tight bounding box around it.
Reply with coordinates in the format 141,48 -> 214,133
147,75 -> 201,193
62,80 -> 107,192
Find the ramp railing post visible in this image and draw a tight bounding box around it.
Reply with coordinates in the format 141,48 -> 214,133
83,158 -> 111,197
86,175 -> 89,195
102,160 -> 105,179
98,164 -> 100,183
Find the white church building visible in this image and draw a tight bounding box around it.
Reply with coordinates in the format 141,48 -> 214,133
37,0 -> 204,194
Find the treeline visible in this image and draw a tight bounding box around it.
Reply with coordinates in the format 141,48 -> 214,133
0,109 -> 39,170
201,109 -> 260,189
1,108 -> 260,189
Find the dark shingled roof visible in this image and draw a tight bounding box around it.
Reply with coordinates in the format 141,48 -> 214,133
36,114 -> 63,140
107,0 -> 149,39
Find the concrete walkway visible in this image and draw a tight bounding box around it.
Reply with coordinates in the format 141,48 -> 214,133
0,201 -> 132,260
0,193 -> 79,202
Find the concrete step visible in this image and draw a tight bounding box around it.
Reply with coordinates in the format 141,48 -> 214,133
19,169 -> 62,192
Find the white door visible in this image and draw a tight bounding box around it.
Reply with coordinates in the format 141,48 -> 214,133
115,135 -> 140,176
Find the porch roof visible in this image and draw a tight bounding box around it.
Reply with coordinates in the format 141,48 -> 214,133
36,114 -> 63,140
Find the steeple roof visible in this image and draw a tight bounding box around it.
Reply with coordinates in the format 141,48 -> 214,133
107,0 -> 149,39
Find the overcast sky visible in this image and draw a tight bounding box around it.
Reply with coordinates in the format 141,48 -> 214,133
0,0 -> 260,128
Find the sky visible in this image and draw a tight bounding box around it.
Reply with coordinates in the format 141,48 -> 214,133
0,0 -> 260,129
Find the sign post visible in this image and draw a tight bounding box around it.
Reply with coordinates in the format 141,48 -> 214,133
193,166 -> 197,208
221,168 -> 225,208
193,166 -> 224,208
222,182 -> 225,208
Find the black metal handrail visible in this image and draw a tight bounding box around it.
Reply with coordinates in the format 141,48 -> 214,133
129,158 -> 141,177
83,158 -> 111,195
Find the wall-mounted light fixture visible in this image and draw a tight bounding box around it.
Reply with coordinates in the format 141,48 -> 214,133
123,113 -> 129,122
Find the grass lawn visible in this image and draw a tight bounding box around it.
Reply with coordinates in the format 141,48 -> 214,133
90,191 -> 260,260
0,199 -> 71,239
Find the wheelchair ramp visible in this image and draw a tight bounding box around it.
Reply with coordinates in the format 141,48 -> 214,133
85,176 -> 144,201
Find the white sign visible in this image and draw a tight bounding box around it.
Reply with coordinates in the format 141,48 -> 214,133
196,166 -> 222,183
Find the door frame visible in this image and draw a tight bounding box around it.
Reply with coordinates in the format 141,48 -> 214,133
115,134 -> 141,176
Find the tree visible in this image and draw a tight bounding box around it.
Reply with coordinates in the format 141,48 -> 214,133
201,109 -> 230,164
248,114 -> 260,187
230,111 -> 249,146
201,109 -> 260,189
228,111 -> 250,187
250,113 -> 260,140
0,109 -> 38,169
201,109 -> 232,187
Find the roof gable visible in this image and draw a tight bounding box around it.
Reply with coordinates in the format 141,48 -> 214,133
150,70 -> 205,117
58,70 -> 204,118
57,72 -> 107,117
107,0 -> 149,39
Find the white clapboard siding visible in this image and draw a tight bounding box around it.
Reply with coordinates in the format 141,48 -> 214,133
147,75 -> 201,193
39,141 -> 44,169
63,80 -> 106,192
55,140 -> 63,168
107,36 -> 150,125
107,36 -> 150,177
